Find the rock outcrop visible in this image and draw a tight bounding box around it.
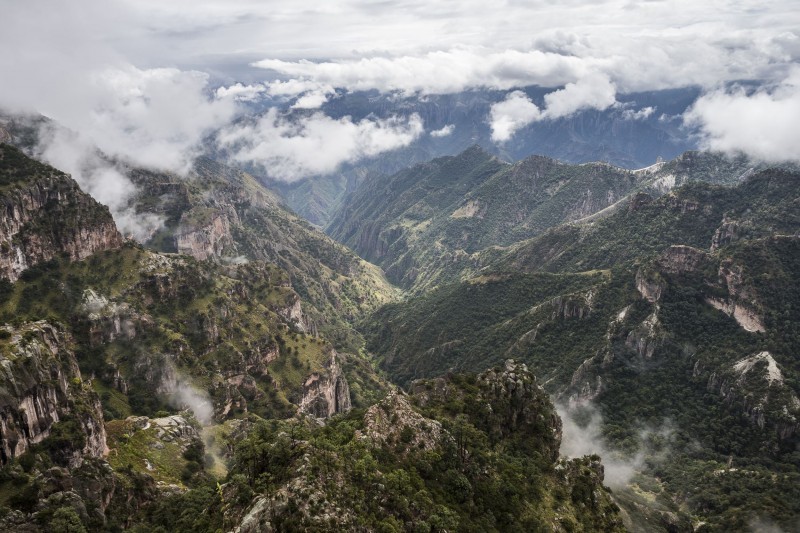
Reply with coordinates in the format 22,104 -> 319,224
706,260 -> 765,333
655,245 -> 708,274
299,350 -> 351,418
413,359 -> 563,462
711,217 -> 740,250
81,289 -> 144,346
0,321 -> 107,467
698,351 -> 800,439
625,311 -> 663,359
635,268 -> 664,303
0,144 -> 122,282
361,390 -> 446,452
175,210 -> 234,261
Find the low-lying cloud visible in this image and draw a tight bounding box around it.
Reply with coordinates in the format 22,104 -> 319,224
35,124 -> 164,241
218,109 -> 424,181
2,0 -> 799,218
557,402 -> 674,489
621,106 -> 656,121
430,124 -> 455,138
169,379 -> 215,426
685,68 -> 800,163
255,49 -> 594,95
489,91 -> 543,143
490,74 -> 617,142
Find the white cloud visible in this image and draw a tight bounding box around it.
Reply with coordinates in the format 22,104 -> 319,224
557,402 -> 676,490
215,82 -> 267,101
35,125 -> 164,241
430,124 -> 455,137
542,73 -> 616,119
489,91 -> 542,142
265,80 -> 334,97
489,74 -> 617,142
622,106 -> 656,121
82,66 -> 237,173
255,49 -> 594,95
2,0 -> 799,187
291,89 -> 334,109
685,67 -> 800,162
218,110 -> 424,181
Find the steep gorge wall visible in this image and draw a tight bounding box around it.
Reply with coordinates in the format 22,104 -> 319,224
0,321 -> 107,467
0,145 -> 122,282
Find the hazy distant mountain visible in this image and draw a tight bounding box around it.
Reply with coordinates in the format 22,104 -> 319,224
263,86 -> 701,225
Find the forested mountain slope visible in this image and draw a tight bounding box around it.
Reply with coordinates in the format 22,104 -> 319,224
363,170 -> 800,530
327,146 -> 763,292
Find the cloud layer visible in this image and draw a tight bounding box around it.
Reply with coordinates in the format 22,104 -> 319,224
35,125 -> 164,241
489,74 -> 617,142
2,0 -> 799,204
218,110 -> 424,181
685,68 -> 800,162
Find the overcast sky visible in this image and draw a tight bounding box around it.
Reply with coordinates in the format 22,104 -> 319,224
0,0 -> 798,188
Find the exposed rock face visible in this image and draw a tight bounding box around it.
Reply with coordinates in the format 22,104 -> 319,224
711,217 -> 740,250
639,245 -> 766,333
625,311 -> 663,359
699,351 -> 800,439
569,358 -> 603,405
361,390 -> 446,452
175,211 -> 234,261
733,351 -> 783,385
0,145 -> 123,281
564,184 -> 625,222
706,260 -> 765,332
635,269 -> 664,303
551,292 -> 593,319
277,297 -> 308,333
299,350 -> 351,418
127,414 -> 198,445
655,245 -> 707,274
568,357 -> 605,405
0,321 -> 107,467
705,297 -> 765,333
81,289 -> 143,346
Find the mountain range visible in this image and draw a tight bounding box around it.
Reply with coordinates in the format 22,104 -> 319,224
0,104 -> 798,532
263,87 -> 703,227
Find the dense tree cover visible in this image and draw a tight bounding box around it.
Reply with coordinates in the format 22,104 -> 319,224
326,147 -> 767,292
0,245 -> 364,422
131,365 -> 623,532
361,173 -> 800,529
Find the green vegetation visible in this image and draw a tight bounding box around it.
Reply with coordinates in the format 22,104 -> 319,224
366,270 -> 608,385
130,156 -> 397,354
0,143 -> 60,190
132,364 -> 624,532
3,136 -> 799,531
0,243 -> 364,421
358,168 -> 800,530
326,147 -> 762,292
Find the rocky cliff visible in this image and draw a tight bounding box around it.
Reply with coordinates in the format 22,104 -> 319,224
298,350 -> 351,418
0,321 -> 107,467
0,144 -> 122,282
175,210 -> 234,261
126,158 -> 395,353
